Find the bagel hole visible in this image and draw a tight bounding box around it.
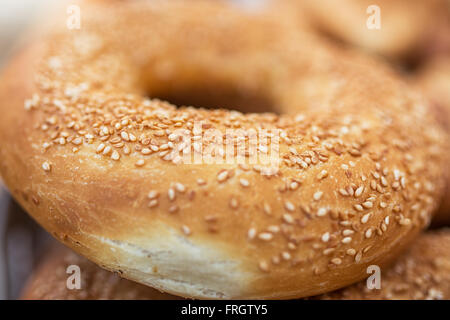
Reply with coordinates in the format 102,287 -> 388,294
145,81 -> 277,114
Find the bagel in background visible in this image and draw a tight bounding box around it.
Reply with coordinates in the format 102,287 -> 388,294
285,0 -> 450,225
316,229 -> 450,300
22,230 -> 450,300
21,243 -> 178,300
295,0 -> 448,61
413,57 -> 450,226
0,0 -> 447,299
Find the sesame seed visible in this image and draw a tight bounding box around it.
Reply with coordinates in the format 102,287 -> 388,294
284,201 -> 295,212
331,258 -> 342,265
342,229 -> 354,236
346,248 -> 356,256
175,182 -> 186,193
399,218 -> 411,226
168,188 -> 176,201
121,131 -> 129,141
258,232 -> 273,241
313,191 -> 323,201
239,178 -> 250,187
217,170 -> 229,182
347,186 -> 354,196
197,179 -> 206,186
248,228 -> 257,240
317,170 -> 328,180
103,146 -> 112,155
317,208 -> 328,217
361,213 -> 371,224
263,203 -> 272,215
111,150 -> 120,160
362,201 -> 373,209
72,137 -> 82,145
400,177 -> 406,188
283,213 -> 294,224
267,225 -> 280,233
148,199 -> 158,208
259,261 -> 269,272
365,228 -> 373,238
321,232 -> 330,243
229,197 -> 239,209
135,159 -> 145,167
181,225 -> 191,236
96,143 -> 105,153
342,237 -> 352,244
281,252 -> 291,260
42,161 -> 51,172
147,191 -> 159,199
354,186 -> 364,197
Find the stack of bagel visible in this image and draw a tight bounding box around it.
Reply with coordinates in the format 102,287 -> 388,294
0,0 -> 449,300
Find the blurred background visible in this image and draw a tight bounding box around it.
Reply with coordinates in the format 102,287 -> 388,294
0,0 -> 58,300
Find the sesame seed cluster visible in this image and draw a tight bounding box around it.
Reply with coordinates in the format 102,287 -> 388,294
3,0 -> 447,298
315,230 -> 450,300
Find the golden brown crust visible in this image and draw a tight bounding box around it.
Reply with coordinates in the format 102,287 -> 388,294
0,0 -> 447,299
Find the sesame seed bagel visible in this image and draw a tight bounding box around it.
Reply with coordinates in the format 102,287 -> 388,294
0,0 -> 447,299
22,230 -> 450,300
295,0 -> 446,59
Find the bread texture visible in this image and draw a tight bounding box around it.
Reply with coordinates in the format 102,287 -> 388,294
0,0 -> 447,299
22,230 -> 450,300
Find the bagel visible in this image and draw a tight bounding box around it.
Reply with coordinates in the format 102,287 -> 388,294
295,0 -> 446,60
413,57 -> 450,225
22,230 -> 450,300
0,0 -> 447,299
